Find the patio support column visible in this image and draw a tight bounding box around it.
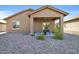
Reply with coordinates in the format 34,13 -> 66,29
59,16 -> 64,35
30,16 -> 34,34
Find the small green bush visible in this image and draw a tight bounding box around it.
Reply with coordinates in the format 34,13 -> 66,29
37,34 -> 44,40
53,25 -> 63,40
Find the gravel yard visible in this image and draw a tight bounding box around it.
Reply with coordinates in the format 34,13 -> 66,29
0,33 -> 79,54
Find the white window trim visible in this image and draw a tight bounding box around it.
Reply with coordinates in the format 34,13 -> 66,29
12,27 -> 20,30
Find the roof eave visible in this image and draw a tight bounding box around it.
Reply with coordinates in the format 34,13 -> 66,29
29,5 -> 69,16
3,8 -> 34,20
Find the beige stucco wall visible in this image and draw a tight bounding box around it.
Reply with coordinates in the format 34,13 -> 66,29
31,8 -> 64,18
34,21 -> 42,32
34,19 -> 55,32
6,12 -> 30,33
0,23 -> 6,32
64,19 -> 79,32
49,21 -> 55,32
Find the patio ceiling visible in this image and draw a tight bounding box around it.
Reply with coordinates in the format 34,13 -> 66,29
34,17 -> 59,22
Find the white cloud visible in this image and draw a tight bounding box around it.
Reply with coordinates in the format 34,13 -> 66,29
0,20 -> 6,23
64,10 -> 79,20
0,11 -> 14,23
0,11 -> 14,20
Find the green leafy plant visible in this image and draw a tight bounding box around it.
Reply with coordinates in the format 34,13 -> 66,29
53,25 -> 63,40
37,34 -> 44,40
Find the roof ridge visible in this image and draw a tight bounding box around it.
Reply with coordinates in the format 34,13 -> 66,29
29,5 -> 69,16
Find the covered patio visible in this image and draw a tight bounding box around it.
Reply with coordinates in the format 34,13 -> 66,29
29,6 -> 68,35
33,17 -> 59,33
29,16 -> 64,35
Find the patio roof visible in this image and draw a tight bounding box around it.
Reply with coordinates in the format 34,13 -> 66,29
29,5 -> 69,16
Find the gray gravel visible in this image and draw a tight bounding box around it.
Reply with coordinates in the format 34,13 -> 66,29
0,33 -> 79,54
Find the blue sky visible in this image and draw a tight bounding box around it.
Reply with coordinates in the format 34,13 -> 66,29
0,5 -> 79,20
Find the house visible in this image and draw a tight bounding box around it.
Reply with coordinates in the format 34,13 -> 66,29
0,21 -> 6,32
64,16 -> 79,34
3,5 -> 68,34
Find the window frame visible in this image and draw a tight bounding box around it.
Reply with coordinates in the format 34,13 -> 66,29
12,20 -> 20,30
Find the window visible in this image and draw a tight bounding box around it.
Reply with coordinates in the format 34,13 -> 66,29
12,20 -> 20,29
42,22 -> 50,30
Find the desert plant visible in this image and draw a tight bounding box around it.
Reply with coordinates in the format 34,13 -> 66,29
37,34 -> 44,40
53,25 -> 63,40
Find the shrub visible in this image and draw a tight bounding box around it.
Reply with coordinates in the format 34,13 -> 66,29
53,25 -> 63,40
37,34 -> 44,40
